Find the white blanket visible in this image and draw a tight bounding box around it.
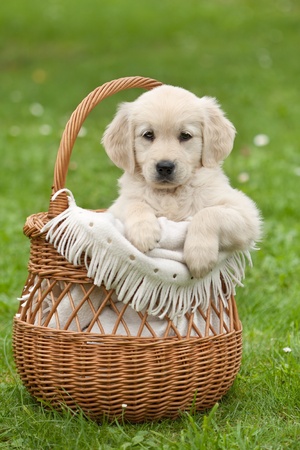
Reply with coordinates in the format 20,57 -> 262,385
41,189 -> 253,320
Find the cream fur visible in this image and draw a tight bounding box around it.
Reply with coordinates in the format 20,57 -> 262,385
102,85 -> 262,278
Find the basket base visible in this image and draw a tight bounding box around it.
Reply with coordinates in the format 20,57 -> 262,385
13,318 -> 242,423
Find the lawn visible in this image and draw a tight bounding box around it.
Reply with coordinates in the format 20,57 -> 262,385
0,0 -> 299,448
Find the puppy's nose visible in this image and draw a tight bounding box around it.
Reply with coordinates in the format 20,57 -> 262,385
156,160 -> 175,177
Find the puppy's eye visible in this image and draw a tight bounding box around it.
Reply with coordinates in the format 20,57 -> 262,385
179,131 -> 193,142
142,130 -> 155,141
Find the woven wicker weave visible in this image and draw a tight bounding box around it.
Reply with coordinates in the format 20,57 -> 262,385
13,76 -> 242,423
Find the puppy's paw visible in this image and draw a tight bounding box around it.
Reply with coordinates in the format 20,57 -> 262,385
126,219 -> 161,253
184,238 -> 219,279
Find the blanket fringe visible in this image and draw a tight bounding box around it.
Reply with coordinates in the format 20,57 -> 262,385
42,190 -> 252,320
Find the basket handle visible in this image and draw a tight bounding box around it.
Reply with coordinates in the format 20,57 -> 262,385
48,76 -> 163,218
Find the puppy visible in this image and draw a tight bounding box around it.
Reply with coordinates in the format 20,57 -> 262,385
102,85 -> 261,279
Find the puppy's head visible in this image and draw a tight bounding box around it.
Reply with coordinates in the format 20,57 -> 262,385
102,85 -> 236,189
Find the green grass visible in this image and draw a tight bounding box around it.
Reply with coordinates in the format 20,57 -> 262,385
1,0 -> 300,448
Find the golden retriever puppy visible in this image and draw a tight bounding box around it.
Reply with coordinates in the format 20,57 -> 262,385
102,85 -> 262,278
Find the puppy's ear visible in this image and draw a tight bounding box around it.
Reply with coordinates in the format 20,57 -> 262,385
101,102 -> 135,174
200,97 -> 236,168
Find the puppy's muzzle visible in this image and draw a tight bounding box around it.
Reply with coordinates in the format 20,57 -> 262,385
156,160 -> 175,181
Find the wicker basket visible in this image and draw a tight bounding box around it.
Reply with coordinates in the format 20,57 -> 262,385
13,76 -> 242,423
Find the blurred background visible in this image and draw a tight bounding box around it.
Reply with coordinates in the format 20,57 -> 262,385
0,0 -> 299,341
0,1 -> 299,445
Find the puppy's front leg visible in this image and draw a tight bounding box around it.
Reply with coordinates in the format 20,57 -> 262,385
184,212 -> 219,279
184,205 -> 260,278
124,202 -> 161,253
